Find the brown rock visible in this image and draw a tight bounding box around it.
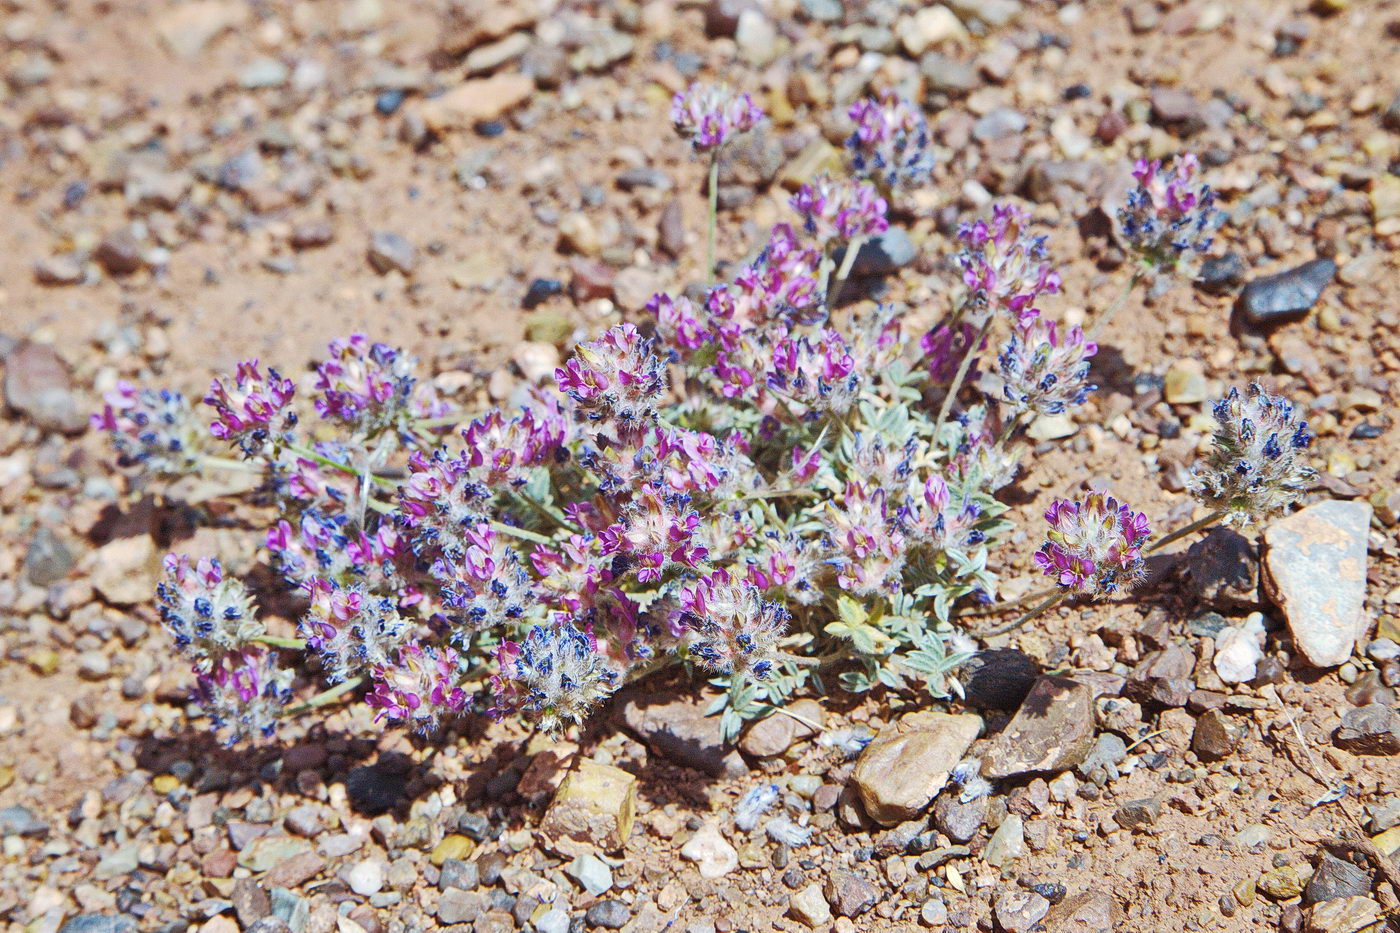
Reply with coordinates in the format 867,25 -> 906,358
539,758 -> 636,855
3,341 -> 86,434
1333,704 -> 1400,755
739,699 -> 824,758
1304,896 -> 1384,933
95,230 -> 144,275
265,850 -> 326,888
851,711 -> 981,826
441,0 -> 535,54
982,676 -> 1096,779
1043,890 -> 1120,932
823,868 -> 879,918
617,690 -> 747,778
1193,709 -> 1247,761
420,74 -> 534,133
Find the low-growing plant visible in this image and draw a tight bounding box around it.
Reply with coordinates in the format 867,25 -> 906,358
93,85 -> 1313,746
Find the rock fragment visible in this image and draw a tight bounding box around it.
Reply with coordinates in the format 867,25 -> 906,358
851,711 -> 981,825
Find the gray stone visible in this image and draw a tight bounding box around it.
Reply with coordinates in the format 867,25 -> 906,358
920,52 -> 980,94
3,341 -> 86,434
841,228 -> 916,277
1333,704 -> 1400,755
24,526 -> 74,586
798,0 -> 842,21
995,889 -> 1050,933
1043,891 -> 1119,932
1193,709 -> 1247,761
1125,645 -> 1195,707
367,231 -> 417,275
972,108 -> 1026,142
93,845 -> 140,880
584,899 -> 630,929
932,791 -> 987,843
617,690 -> 747,777
1150,87 -> 1204,132
1076,733 -> 1127,782
436,888 -> 486,925
983,813 -> 1025,868
1304,853 -> 1371,905
1197,253 -> 1247,294
269,888 -> 309,933
1263,500 -> 1371,668
439,857 -> 480,891
960,648 -> 1041,710
1240,259 -> 1337,326
716,126 -> 783,189
851,711 -> 981,825
241,57 -> 289,88
0,805 -> 49,837
565,852 -> 612,896
982,677 -> 1096,779
57,918 -> 138,933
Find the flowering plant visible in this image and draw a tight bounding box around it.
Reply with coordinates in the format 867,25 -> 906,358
94,86 -> 1305,746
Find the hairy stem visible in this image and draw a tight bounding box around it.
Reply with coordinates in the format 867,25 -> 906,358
706,154 -> 720,285
1145,509 -> 1227,554
283,675 -> 365,718
1087,266 -> 1145,340
489,520 -> 556,546
827,235 -> 864,309
251,635 -> 306,650
977,589 -> 1068,638
932,315 -> 993,440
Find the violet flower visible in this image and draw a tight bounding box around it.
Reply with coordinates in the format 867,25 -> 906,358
677,569 -> 789,679
204,360 -> 297,457
670,83 -> 764,152
1033,493 -> 1150,596
157,554 -> 261,667
555,323 -> 668,425
490,621 -> 622,734
957,204 -> 1061,321
366,642 -> 467,733
846,92 -> 934,192
822,482 -> 907,596
314,334 -> 446,438
91,381 -> 204,476
790,175 -> 890,245
1118,154 -> 1219,267
194,647 -> 294,745
992,315 -> 1098,417
1189,383 -> 1313,525
431,522 -> 534,632
300,577 -> 409,683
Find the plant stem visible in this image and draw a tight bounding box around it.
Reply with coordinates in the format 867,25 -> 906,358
285,442 -> 395,489
827,234 -> 864,309
932,315 -> 993,440
1145,508 -> 1227,554
413,415 -> 464,430
706,153 -> 720,285
283,675 -> 364,717
252,635 -> 306,650
977,589 -> 1068,638
489,519 -> 555,546
1087,266 -> 1145,341
991,410 -> 1025,449
957,585 -> 1061,619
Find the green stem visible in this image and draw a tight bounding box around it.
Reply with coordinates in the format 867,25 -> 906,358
490,520 -> 555,546
706,153 -> 720,285
413,415 -> 464,431
977,590 -> 1068,638
252,635 -> 306,650
283,675 -> 365,718
285,443 -> 395,489
1145,509 -> 1227,554
933,315 -> 993,440
827,234 -> 864,309
992,410 -> 1025,449
1087,266 -> 1145,340
957,585 -> 1061,619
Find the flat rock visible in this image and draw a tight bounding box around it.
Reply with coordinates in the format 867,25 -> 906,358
1193,709 -> 1247,760
840,229 -> 916,277
1239,258 -> 1337,327
419,74 -> 533,133
88,535 -> 158,607
3,341 -> 86,434
539,758 -> 636,855
1043,890 -> 1120,932
851,711 -> 981,825
788,883 -> 831,927
1304,896 -> 1383,933
367,232 -> 417,275
982,676 -> 1096,778
1304,853 -> 1372,905
960,648 -> 1041,710
1333,704 -> 1400,755
1263,500 -> 1371,667
823,868 -> 879,917
739,699 -> 824,758
995,889 -> 1050,933
617,690 -> 747,777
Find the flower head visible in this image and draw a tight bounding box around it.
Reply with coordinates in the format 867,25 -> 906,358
314,335 -> 446,438
204,360 -> 296,457
430,522 -> 535,633
157,554 -> 261,667
677,569 -> 789,679
194,647 -> 294,745
1033,493 -> 1150,596
992,315 -> 1097,417
366,642 -> 467,733
555,323 -> 668,425
790,175 -> 889,245
957,204 -> 1061,320
1118,154 -> 1219,266
301,577 -> 410,683
671,83 -> 764,152
490,622 -> 621,734
1189,383 -> 1313,525
846,92 -> 934,192
91,381 -> 205,476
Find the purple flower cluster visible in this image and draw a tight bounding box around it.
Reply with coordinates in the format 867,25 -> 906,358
194,647 -> 294,745
992,316 -> 1097,417
670,83 -> 764,152
823,482 -> 907,597
301,577 -> 409,683
490,622 -> 622,733
1118,154 -> 1218,265
956,204 -> 1061,321
555,323 -> 668,425
156,554 -> 261,666
314,334 -> 447,438
204,360 -> 297,457
1033,493 -> 1150,596
677,569 -> 789,679
266,510 -> 403,593
366,642 -> 467,733
846,92 -> 934,192
899,475 -> 987,552
91,381 -> 205,476
790,176 -> 890,245
1189,383 -> 1313,525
